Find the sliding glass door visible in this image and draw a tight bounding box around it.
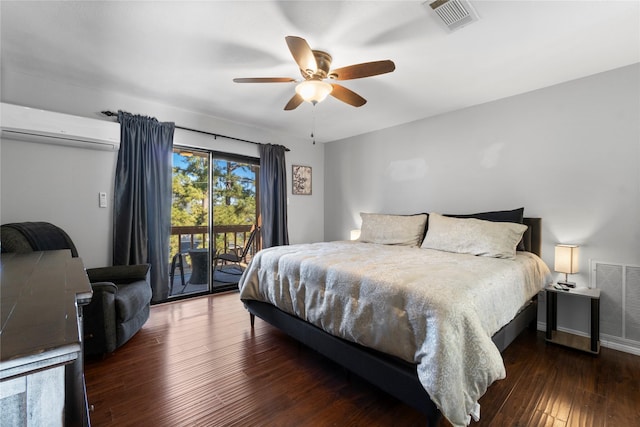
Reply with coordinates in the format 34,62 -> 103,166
169,149 -> 211,298
168,148 -> 260,299
211,154 -> 260,290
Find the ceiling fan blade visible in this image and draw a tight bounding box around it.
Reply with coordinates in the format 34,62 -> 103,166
330,60 -> 396,80
285,36 -> 317,75
330,84 -> 367,107
284,93 -> 304,111
233,77 -> 296,83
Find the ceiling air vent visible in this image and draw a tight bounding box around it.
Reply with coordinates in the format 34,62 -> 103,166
427,0 -> 479,32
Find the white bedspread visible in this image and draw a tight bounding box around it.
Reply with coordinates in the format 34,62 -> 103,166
238,241 -> 551,426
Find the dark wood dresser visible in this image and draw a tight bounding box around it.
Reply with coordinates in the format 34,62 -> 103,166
0,250 -> 93,426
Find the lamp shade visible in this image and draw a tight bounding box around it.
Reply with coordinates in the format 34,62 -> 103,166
295,80 -> 333,104
554,244 -> 579,274
350,229 -> 361,240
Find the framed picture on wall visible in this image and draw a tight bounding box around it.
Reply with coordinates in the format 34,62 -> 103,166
292,165 -> 312,195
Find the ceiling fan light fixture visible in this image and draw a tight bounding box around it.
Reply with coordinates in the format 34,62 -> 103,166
295,80 -> 333,105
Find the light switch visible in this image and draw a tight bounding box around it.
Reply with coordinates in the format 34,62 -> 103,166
99,192 -> 107,208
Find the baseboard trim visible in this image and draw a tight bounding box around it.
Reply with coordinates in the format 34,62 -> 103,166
537,322 -> 640,356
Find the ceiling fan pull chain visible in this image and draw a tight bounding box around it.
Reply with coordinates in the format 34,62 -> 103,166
311,107 -> 316,145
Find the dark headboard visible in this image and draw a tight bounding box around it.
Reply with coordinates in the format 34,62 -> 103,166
523,217 -> 542,257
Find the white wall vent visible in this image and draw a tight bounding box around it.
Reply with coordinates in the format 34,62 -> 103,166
427,0 -> 479,32
0,103 -> 120,151
591,260 -> 640,351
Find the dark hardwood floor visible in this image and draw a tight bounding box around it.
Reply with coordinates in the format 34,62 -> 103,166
85,292 -> 640,427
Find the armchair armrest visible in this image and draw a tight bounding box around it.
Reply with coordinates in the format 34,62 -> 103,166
90,281 -> 118,294
86,264 -> 150,285
83,281 -> 119,354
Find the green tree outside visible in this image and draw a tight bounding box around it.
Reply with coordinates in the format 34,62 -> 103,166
170,151 -> 257,259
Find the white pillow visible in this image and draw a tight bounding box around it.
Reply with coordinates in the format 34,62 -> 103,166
421,213 -> 527,259
359,213 -> 427,247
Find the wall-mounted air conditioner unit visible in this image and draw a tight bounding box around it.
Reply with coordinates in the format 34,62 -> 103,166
0,103 -> 120,151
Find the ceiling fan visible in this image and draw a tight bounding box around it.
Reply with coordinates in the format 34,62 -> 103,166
233,36 -> 396,110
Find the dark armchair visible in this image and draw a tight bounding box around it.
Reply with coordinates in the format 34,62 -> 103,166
0,222 -> 152,355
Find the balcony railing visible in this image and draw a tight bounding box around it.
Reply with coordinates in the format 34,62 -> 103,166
170,224 -> 260,260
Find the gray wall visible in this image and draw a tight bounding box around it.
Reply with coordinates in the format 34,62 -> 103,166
325,64 -> 640,347
1,70 -> 325,268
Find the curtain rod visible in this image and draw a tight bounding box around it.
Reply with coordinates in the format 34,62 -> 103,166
100,110 -> 290,152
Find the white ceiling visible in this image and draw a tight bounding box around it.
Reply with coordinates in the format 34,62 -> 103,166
1,1 -> 639,143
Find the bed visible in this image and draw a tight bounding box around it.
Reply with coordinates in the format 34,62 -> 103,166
239,212 -> 551,427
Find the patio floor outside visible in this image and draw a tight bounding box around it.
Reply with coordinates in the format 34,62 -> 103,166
169,263 -> 244,297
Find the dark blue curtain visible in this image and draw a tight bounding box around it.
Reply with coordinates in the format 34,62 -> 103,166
114,111 -> 174,302
259,144 -> 289,248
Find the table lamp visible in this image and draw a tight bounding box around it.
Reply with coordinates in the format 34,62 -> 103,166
554,244 -> 579,288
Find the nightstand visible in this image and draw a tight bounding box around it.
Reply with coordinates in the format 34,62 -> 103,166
545,286 -> 600,354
